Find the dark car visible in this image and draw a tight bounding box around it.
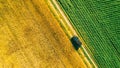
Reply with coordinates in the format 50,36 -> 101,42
70,36 -> 82,50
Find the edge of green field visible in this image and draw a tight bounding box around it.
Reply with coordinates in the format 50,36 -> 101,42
57,0 -> 120,68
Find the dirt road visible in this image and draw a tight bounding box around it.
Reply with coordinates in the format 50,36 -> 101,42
0,0 -> 86,68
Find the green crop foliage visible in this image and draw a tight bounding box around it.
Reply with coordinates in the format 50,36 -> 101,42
57,0 -> 120,68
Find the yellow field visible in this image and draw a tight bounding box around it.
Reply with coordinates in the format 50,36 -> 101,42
0,0 -> 87,68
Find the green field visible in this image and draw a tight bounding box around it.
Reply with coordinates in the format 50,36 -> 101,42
57,0 -> 120,67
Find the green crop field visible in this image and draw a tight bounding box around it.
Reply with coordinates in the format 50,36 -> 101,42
57,0 -> 120,67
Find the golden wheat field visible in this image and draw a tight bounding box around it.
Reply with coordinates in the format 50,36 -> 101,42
0,0 -> 90,68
